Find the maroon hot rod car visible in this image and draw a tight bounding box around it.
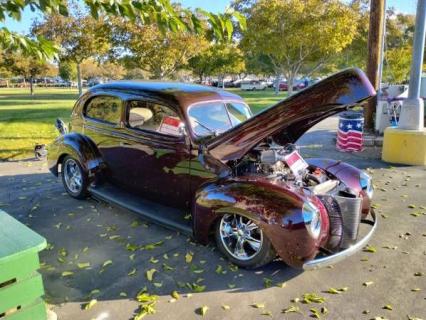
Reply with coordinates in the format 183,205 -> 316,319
47,68 -> 377,269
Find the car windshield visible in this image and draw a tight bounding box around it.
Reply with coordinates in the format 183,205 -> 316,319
188,101 -> 252,137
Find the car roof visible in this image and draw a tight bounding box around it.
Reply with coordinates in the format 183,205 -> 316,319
89,81 -> 244,111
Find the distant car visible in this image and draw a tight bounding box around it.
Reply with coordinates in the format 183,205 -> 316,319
48,69 -> 377,269
88,78 -> 104,87
241,80 -> 267,91
279,81 -> 306,91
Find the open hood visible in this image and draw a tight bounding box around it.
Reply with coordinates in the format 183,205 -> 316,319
204,68 -> 375,162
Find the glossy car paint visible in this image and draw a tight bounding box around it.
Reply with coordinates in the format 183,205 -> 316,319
205,68 -> 375,162
48,69 -> 375,268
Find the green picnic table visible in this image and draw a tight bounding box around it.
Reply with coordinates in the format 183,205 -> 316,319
0,209 -> 47,320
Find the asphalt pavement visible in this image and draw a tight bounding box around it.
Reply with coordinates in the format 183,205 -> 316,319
0,116 -> 424,320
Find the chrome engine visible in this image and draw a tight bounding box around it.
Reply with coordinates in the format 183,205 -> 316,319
232,143 -> 365,252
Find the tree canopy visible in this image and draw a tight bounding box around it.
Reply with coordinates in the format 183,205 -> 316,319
0,0 -> 245,59
240,0 -> 359,94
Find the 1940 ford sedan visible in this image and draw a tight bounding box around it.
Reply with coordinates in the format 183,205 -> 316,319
48,68 -> 377,269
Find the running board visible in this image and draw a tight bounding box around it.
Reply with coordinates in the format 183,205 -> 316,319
88,183 -> 193,236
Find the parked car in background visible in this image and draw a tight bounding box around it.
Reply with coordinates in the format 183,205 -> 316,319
241,80 -> 267,91
48,68 -> 377,269
88,78 -> 105,87
279,80 -> 306,91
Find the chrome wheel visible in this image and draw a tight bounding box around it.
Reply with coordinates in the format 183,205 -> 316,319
219,214 -> 263,261
63,158 -> 82,194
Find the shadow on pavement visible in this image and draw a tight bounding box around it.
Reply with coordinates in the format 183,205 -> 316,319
0,171 -> 303,306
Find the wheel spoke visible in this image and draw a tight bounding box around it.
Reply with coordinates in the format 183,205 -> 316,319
245,236 -> 261,251
245,220 -> 258,231
234,238 -> 246,257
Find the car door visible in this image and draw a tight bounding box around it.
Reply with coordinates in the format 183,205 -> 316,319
118,98 -> 192,210
82,94 -> 126,185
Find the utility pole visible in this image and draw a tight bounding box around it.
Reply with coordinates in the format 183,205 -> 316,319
398,0 -> 426,130
365,0 -> 386,132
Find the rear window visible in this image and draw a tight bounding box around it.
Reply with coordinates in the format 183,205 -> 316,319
85,96 -> 122,124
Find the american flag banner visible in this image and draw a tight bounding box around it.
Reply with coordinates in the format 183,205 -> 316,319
336,115 -> 364,152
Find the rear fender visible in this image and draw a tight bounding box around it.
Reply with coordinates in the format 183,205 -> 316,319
192,179 -> 329,268
47,133 -> 103,177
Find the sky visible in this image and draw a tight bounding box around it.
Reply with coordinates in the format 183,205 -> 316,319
0,0 -> 420,35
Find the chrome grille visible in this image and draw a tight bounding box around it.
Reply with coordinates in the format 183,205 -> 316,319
334,195 -> 362,248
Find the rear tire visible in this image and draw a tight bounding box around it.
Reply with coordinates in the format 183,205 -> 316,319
61,156 -> 89,199
215,213 -> 276,269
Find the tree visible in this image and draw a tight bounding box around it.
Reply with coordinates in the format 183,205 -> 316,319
1,52 -> 50,95
188,43 -> 245,83
59,61 -> 77,82
1,0 -> 245,59
33,7 -> 111,95
240,0 -> 359,95
112,18 -> 209,79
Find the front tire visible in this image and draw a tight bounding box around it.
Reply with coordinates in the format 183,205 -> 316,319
215,214 -> 275,269
61,156 -> 89,199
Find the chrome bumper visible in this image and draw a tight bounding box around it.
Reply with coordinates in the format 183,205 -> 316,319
303,209 -> 377,270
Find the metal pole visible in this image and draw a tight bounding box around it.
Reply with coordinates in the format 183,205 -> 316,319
408,0 -> 426,99
398,0 -> 426,130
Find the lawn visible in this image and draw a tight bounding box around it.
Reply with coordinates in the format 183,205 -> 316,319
0,87 -> 287,160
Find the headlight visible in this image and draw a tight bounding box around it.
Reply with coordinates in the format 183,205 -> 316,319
360,171 -> 373,199
302,202 -> 321,239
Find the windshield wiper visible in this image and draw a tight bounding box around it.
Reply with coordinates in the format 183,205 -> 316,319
193,119 -> 217,137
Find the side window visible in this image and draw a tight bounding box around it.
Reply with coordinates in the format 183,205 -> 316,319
127,100 -> 183,136
85,96 -> 122,124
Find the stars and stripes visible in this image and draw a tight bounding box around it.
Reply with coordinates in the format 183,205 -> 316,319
336,118 -> 364,152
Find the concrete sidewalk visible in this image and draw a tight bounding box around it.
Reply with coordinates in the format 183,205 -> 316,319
0,118 -> 424,320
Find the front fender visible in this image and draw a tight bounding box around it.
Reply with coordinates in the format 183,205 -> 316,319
192,178 -> 329,268
306,158 -> 371,216
47,133 -> 103,176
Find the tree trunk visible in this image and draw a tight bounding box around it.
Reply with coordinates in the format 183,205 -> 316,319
77,63 -> 83,96
199,74 -> 203,83
30,77 -> 34,96
287,75 -> 294,96
274,73 -> 280,95
222,75 -> 225,89
365,0 -> 386,132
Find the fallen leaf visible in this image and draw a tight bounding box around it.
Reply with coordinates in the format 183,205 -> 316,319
89,289 -> 100,296
146,269 -> 156,281
185,252 -> 193,263
61,271 -> 74,277
363,245 -> 377,253
222,304 -> 231,310
363,281 -> 374,287
171,290 -> 180,300
263,278 -> 272,288
261,310 -> 272,316
310,307 -> 321,319
383,304 -> 393,310
77,262 -> 91,269
128,268 -> 137,276
302,293 -> 325,304
199,306 -> 208,316
325,288 -> 340,294
282,305 -> 300,314
119,292 -> 127,297
252,303 -> 265,309
277,282 -> 287,288
84,299 -> 97,310
102,260 -> 112,268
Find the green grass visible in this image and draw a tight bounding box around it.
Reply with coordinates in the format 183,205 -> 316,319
0,87 -> 287,160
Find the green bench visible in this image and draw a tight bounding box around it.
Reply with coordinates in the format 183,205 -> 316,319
0,209 -> 47,320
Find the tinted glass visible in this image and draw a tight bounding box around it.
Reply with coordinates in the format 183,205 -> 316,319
127,100 -> 183,136
226,102 -> 252,126
85,96 -> 121,124
188,102 -> 232,137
